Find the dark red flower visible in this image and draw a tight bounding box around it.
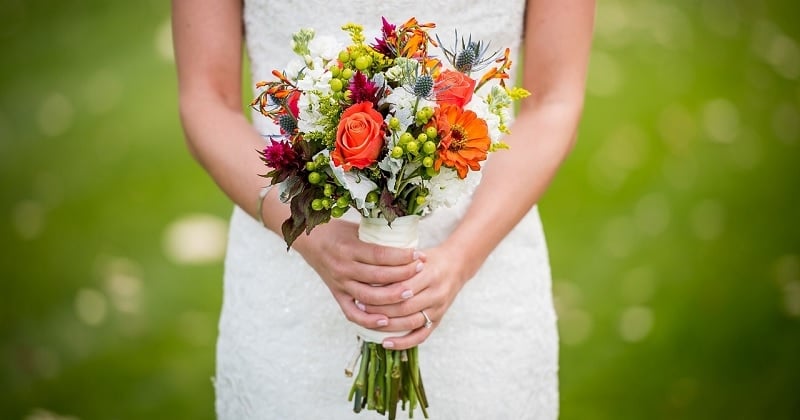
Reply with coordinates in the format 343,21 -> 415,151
261,138 -> 299,171
348,71 -> 380,105
371,17 -> 397,56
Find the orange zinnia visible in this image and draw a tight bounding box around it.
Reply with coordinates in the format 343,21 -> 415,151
429,104 -> 491,178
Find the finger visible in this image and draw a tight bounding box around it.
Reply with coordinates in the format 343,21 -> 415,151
335,293 -> 389,329
349,258 -> 425,286
371,309 -> 431,333
360,276 -> 434,317
346,279 -> 417,306
353,242 -> 425,267
381,325 -> 434,351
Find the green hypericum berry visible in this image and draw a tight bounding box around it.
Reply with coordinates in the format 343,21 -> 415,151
417,133 -> 428,143
336,196 -> 349,208
422,140 -> 437,155
389,117 -> 400,130
338,51 -> 350,63
415,196 -> 426,205
391,146 -> 404,159
422,156 -> 434,167
425,126 -> 438,139
413,74 -> 434,98
321,198 -> 332,209
354,55 -> 371,71
331,206 -> 346,218
425,166 -> 437,177
341,68 -> 353,80
330,65 -> 341,77
415,109 -> 429,123
308,171 -> 322,184
366,191 -> 380,203
305,161 -> 317,171
405,140 -> 419,154
323,184 -> 334,197
399,132 -> 413,144
311,198 -> 324,211
329,78 -> 343,92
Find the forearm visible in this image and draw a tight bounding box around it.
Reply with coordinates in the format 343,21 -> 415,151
443,100 -> 583,279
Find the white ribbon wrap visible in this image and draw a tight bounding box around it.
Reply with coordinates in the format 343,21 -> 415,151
353,215 -> 420,343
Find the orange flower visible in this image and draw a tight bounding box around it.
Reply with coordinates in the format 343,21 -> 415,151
435,70 -> 476,108
332,102 -> 385,171
429,104 -> 491,178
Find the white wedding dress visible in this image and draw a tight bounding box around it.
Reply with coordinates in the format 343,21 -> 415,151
215,1 -> 559,418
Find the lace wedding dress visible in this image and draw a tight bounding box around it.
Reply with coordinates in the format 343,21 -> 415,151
215,1 -> 559,418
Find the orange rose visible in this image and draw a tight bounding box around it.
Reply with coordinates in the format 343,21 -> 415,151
331,102 -> 385,171
434,70 -> 476,108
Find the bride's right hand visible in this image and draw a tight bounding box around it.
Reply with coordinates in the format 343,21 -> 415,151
292,219 -> 425,330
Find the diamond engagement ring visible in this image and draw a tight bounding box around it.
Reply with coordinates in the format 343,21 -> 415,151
420,310 -> 433,329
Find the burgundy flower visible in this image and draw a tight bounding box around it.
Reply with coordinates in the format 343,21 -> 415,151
348,71 -> 380,105
261,138 -> 299,171
371,17 -> 397,56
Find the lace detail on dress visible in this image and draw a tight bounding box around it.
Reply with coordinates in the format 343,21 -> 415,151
215,2 -> 559,419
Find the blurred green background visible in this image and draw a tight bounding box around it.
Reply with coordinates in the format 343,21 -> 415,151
1,0 -> 798,419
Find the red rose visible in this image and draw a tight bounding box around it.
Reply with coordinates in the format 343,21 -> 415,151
434,70 -> 476,108
287,90 -> 301,118
331,102 -> 385,171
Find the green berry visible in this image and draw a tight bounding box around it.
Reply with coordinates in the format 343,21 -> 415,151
338,51 -> 350,63
341,68 -> 353,80
415,196 -> 426,205
330,65 -> 341,77
308,171 -> 322,184
336,196 -> 350,208
417,133 -> 428,143
321,198 -> 332,209
425,166 -> 437,177
329,78 -> 343,92
389,117 -> 400,130
331,206 -> 346,218
422,140 -> 437,155
422,156 -> 434,167
425,126 -> 438,139
311,198 -> 324,211
366,191 -> 380,203
399,132 -> 413,144
391,146 -> 404,159
305,161 -> 317,171
323,184 -> 334,197
405,141 -> 419,154
354,55 -> 370,71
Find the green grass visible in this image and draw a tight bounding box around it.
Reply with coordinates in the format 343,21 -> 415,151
1,1 -> 798,419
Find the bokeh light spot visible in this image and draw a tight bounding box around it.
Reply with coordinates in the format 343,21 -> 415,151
690,199 -> 725,241
620,266 -> 657,305
155,18 -> 174,62
102,257 -> 144,315
559,308 -> 593,346
602,216 -> 638,258
12,200 -> 45,240
702,99 -> 740,144
37,93 -> 75,138
619,306 -> 654,342
75,289 -> 108,326
634,192 -> 671,236
23,409 -> 78,420
163,214 -> 228,265
586,50 -> 622,97
658,104 -> 696,156
701,0 -> 741,38
771,103 -> 799,145
84,70 -> 123,115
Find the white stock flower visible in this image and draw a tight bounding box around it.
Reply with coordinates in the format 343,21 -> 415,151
426,167 -> 482,211
284,59 -> 306,82
308,36 -> 342,62
381,88 -> 434,133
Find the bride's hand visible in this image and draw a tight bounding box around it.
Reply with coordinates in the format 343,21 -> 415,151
359,243 -> 473,350
292,218 -> 426,330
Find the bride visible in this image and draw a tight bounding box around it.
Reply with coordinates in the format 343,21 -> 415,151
172,0 -> 594,418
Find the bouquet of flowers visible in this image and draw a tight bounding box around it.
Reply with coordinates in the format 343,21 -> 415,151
253,17 -> 528,419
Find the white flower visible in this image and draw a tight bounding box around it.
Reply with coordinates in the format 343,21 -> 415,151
327,154 -> 378,213
297,92 -> 328,133
425,167 -> 482,211
285,59 -> 306,82
381,88 -> 435,133
296,57 -> 332,93
308,36 -> 342,62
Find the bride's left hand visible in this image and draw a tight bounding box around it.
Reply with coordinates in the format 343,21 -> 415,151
359,243 -> 473,350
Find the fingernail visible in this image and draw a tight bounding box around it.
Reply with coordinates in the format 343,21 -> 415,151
356,301 -> 366,311
377,319 -> 388,327
413,250 -> 421,260
383,341 -> 395,348
416,262 -> 424,273
401,290 -> 414,299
